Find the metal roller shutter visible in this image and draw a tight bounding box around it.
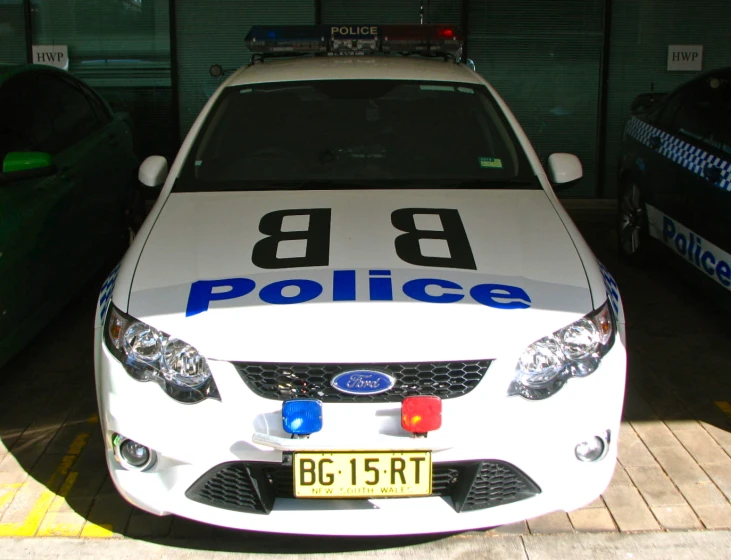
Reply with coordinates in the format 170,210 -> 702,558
175,0 -> 314,136
321,0 -> 461,25
0,1 -> 26,65
468,0 -> 605,197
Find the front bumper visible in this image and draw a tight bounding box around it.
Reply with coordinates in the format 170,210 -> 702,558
94,332 -> 626,536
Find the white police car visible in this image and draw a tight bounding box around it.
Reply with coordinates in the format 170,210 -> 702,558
94,25 -> 627,535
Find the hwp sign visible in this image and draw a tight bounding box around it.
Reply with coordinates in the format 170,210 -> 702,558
32,45 -> 69,70
667,45 -> 703,71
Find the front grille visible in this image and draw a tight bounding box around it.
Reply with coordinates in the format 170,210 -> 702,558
231,360 -> 492,402
451,461 -> 542,512
186,462 -> 275,514
186,460 -> 540,514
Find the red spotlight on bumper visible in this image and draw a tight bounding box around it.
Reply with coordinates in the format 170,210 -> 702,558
401,396 -> 442,434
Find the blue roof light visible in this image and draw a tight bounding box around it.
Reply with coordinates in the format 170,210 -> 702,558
245,26 -> 328,53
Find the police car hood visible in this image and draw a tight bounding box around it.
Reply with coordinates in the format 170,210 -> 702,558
128,189 -> 593,362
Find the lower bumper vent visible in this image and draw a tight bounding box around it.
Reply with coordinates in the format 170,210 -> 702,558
186,460 -> 540,515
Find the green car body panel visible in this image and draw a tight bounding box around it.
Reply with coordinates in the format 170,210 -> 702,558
0,64 -> 139,368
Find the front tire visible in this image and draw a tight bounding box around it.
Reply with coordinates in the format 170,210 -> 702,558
617,180 -> 650,265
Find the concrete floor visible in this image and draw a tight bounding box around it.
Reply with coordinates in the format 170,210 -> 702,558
0,201 -> 729,557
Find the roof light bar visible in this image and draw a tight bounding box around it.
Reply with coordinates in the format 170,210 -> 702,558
245,25 -> 463,56
245,25 -> 327,53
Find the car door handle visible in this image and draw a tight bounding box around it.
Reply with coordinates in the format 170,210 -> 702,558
703,165 -> 722,184
648,135 -> 662,150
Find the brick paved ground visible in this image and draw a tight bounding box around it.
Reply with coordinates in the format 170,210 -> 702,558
0,201 -> 728,541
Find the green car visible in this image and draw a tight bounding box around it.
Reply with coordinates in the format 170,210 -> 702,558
0,64 -> 139,368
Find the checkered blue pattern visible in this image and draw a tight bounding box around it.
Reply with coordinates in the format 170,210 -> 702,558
598,261 -> 621,317
626,117 -> 731,193
98,263 -> 121,322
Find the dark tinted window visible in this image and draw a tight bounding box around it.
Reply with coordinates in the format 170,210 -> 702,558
668,74 -> 730,143
35,74 -> 101,153
81,85 -> 112,124
177,80 -> 534,192
653,89 -> 687,129
0,71 -> 103,157
714,98 -> 731,157
0,73 -> 42,158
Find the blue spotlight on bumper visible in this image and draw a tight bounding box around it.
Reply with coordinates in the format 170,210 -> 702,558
282,399 -> 323,436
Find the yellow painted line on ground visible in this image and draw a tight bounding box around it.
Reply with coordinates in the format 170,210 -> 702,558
67,434 -> 89,456
0,432 -> 114,538
37,472 -> 79,537
715,401 -> 731,420
80,521 -> 116,538
0,483 -> 23,511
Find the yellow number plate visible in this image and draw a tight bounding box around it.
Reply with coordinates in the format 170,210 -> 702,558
293,451 -> 432,498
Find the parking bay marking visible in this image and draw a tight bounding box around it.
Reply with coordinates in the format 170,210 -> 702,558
0,415 -> 115,538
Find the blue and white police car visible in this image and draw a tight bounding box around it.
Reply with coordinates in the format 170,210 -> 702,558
618,68 -> 731,300
94,25 -> 627,535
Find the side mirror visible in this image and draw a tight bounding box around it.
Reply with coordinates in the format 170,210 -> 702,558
0,152 -> 56,185
139,155 -> 168,188
547,153 -> 583,190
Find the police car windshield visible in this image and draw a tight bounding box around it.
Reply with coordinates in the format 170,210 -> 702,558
176,79 -> 535,191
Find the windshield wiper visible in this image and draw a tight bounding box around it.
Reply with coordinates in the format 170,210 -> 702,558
179,177 -> 539,192
273,178 -> 539,190
439,178 -> 539,189
291,179 -> 424,190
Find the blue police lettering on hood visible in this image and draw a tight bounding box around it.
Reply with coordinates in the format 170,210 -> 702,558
185,269 -> 532,316
331,370 -> 396,395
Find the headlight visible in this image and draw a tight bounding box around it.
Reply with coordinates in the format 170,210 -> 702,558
104,305 -> 219,403
509,301 -> 615,400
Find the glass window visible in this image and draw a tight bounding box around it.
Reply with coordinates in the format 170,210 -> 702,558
667,74 -> 730,144
0,74 -> 42,159
80,85 -> 112,125
31,0 -> 173,158
0,72 -> 102,156
71,0 -> 159,37
177,80 -> 534,192
712,95 -> 731,157
34,75 -> 102,154
652,89 -> 688,129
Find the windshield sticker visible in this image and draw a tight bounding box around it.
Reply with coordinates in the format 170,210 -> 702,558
479,157 -> 503,169
419,85 -> 455,92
